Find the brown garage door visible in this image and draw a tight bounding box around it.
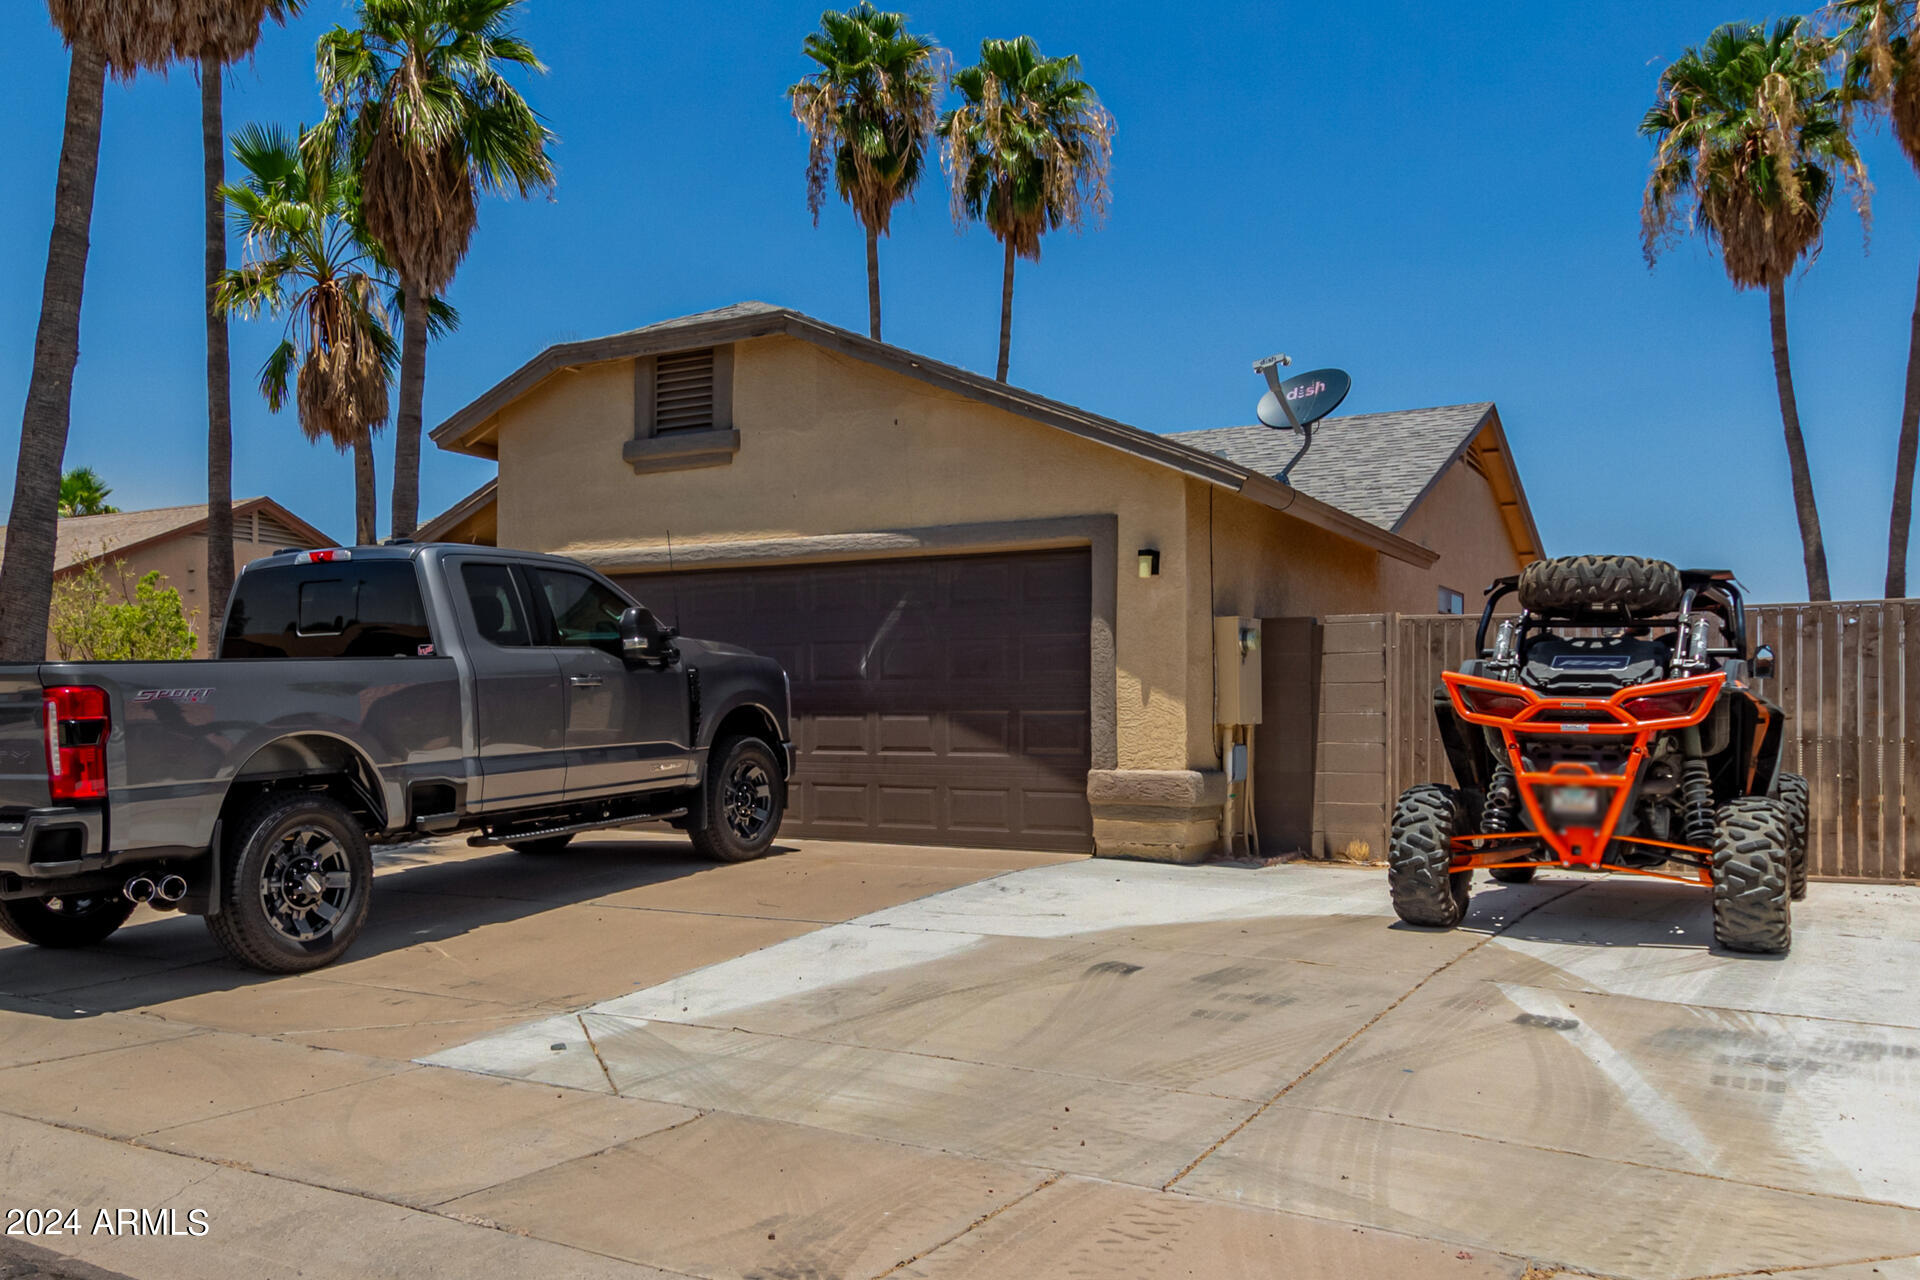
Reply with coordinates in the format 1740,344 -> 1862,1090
616,549 -> 1092,851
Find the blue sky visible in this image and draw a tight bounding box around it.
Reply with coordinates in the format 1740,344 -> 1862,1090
0,1 -> 1914,603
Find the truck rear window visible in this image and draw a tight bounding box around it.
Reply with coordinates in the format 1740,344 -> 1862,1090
221,561 -> 433,659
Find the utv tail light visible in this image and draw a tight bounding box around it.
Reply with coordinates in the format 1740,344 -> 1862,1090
1460,685 -> 1531,718
1620,687 -> 1710,722
43,685 -> 109,802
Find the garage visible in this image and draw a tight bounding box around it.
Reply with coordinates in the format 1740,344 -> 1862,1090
616,548 -> 1093,851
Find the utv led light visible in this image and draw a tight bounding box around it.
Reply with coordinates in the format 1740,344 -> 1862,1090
1619,687 -> 1708,722
1460,685 -> 1531,718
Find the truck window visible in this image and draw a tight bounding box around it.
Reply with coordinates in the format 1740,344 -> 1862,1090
531,568 -> 627,654
222,560 -> 433,659
461,563 -> 533,648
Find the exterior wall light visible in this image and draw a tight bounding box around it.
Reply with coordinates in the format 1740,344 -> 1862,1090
1138,549 -> 1160,578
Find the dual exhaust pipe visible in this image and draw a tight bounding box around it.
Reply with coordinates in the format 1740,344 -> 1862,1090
124,874 -> 188,907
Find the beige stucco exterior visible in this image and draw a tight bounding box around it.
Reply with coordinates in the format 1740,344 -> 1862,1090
446,328 -> 1535,863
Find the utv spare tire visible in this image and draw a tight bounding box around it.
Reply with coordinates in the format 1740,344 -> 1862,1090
1517,555 -> 1683,617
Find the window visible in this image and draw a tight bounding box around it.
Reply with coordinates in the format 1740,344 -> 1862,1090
461,563 -> 533,648
532,568 -> 628,655
1438,586 -> 1466,615
221,561 -> 431,658
625,345 -> 738,474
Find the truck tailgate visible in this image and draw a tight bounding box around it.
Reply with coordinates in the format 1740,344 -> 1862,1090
0,672 -> 49,811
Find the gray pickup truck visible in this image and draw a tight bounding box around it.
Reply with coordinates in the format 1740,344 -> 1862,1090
0,543 -> 792,973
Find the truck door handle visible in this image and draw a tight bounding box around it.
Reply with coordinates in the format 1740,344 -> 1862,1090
569,675 -> 603,688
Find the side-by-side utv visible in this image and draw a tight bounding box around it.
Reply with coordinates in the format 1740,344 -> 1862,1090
1387,554 -> 1808,954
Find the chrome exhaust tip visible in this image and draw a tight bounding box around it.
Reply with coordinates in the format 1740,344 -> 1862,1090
123,876 -> 156,904
154,875 -> 188,905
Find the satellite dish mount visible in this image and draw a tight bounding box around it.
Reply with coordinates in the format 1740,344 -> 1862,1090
1253,356 -> 1351,485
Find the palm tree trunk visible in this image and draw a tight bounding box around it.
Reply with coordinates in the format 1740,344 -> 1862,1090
0,44 -> 107,662
1885,257 -> 1920,599
201,57 -> 235,623
865,224 -> 881,341
390,283 -> 428,540
353,432 -> 377,545
996,238 -> 1016,383
1767,278 -> 1832,602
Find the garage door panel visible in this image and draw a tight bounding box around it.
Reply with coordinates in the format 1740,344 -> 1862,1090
624,548 -> 1091,851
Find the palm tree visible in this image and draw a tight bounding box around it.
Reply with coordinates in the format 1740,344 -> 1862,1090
58,467 -> 118,517
176,1 -> 303,624
314,0 -> 553,541
940,36 -> 1113,383
0,4 -> 182,661
1642,19 -> 1867,602
217,124 -> 399,545
1835,1 -> 1920,596
788,3 -> 942,342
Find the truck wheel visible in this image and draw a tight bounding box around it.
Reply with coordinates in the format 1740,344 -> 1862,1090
1517,555 -> 1682,616
1711,797 -> 1792,955
509,834 -> 575,855
1388,783 -> 1471,928
1774,771 -> 1810,901
206,792 -> 373,973
0,892 -> 136,949
689,736 -> 785,863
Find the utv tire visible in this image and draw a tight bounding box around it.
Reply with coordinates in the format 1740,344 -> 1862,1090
689,736 -> 785,863
1710,797 -> 1793,955
0,892 -> 136,949
1774,772 -> 1810,901
206,792 -> 373,973
1489,866 -> 1537,885
1388,784 -> 1472,928
509,833 -> 575,855
1517,555 -> 1683,617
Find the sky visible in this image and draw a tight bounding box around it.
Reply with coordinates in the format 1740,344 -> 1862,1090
0,1 -> 1916,604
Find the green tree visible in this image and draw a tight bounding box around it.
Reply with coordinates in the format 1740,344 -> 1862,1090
0,4 -> 186,661
314,0 -> 554,540
1835,1 -> 1920,596
179,1 -> 304,627
1641,19 -> 1867,602
49,560 -> 198,662
788,3 -> 942,341
217,123 -> 454,545
941,36 -> 1113,382
58,467 -> 118,517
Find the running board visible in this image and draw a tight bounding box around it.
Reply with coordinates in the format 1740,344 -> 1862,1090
468,809 -> 688,848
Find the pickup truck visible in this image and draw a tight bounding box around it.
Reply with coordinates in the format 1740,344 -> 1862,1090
0,543 -> 792,973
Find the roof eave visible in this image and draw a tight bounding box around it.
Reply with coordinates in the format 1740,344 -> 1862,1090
1236,473 -> 1440,567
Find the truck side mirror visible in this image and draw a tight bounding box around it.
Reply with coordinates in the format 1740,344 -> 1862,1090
1752,644 -> 1775,679
619,605 -> 677,662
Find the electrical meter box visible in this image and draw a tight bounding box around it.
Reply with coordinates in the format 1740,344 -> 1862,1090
1214,616 -> 1262,725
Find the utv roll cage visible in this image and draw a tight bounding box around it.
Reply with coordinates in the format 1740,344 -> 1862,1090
1474,569 -> 1757,672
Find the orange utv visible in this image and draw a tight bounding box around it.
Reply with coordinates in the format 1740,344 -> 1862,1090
1387,555 -> 1808,954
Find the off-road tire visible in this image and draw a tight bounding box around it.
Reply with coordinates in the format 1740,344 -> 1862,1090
689,736 -> 785,863
1711,797 -> 1792,955
1388,784 -> 1472,928
206,792 -> 373,973
0,892 -> 136,949
1774,771 -> 1810,901
1489,866 -> 1537,884
1517,555 -> 1683,617
509,833 -> 575,856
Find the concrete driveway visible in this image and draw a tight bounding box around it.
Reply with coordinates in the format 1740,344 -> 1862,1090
2,834 -> 1917,1280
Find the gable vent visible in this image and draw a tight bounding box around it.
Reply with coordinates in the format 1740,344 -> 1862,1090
654,349 -> 716,434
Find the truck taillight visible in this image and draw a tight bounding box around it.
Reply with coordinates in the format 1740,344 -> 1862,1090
43,685 -> 109,802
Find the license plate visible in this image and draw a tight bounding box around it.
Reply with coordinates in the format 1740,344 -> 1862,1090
1548,786 -> 1602,819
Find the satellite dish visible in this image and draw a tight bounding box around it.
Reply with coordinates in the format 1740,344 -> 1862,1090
1256,368 -> 1351,430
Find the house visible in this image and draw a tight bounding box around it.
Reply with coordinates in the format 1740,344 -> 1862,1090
0,497 -> 334,658
424,302 -> 1542,862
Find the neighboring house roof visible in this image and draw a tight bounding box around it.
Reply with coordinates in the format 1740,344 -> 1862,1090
1171,403 -> 1543,560
430,302 -> 1540,568
0,496 -> 333,576
417,478 -> 498,543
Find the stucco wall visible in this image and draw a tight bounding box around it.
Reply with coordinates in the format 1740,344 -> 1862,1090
46,528 -> 293,659
492,335 -> 1202,772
